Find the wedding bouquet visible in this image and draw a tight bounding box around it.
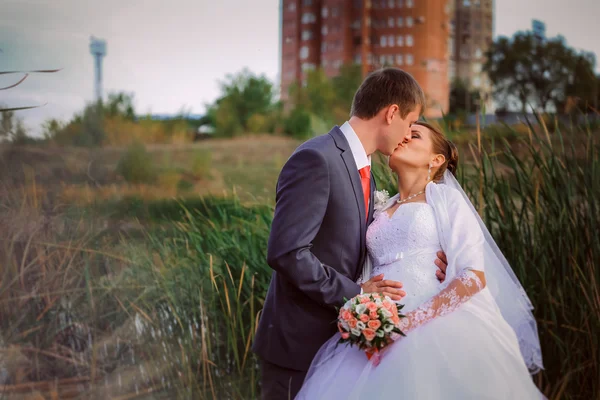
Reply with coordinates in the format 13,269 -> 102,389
337,293 -> 406,360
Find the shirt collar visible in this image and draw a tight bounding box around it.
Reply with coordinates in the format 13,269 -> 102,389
339,121 -> 371,170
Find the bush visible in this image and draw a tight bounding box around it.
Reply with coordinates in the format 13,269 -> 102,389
247,113 -> 269,133
284,107 -> 312,139
116,142 -> 157,184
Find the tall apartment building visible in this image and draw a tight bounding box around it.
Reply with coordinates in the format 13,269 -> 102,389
280,0 -> 453,118
449,0 -> 494,109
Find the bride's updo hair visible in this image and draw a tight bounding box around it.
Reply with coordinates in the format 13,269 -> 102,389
413,121 -> 459,182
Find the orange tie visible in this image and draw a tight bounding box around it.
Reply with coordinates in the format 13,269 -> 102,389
359,166 -> 371,222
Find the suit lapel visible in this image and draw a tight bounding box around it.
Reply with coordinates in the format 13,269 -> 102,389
368,172 -> 376,225
330,127 -> 367,260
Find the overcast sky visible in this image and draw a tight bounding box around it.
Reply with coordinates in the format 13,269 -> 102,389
1,0 -> 599,135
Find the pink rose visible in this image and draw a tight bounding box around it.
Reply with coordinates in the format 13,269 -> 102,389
360,296 -> 370,304
359,314 -> 370,323
348,318 -> 358,329
362,328 -> 376,341
392,316 -> 400,325
367,320 -> 382,330
341,332 -> 350,339
366,302 -> 378,312
369,311 -> 379,320
382,300 -> 394,311
340,310 -> 351,321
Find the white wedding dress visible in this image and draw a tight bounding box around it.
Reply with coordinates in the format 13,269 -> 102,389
296,182 -> 545,399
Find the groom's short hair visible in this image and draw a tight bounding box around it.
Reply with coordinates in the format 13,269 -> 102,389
350,68 -> 426,119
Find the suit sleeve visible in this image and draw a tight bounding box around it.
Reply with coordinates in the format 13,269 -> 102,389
266,148 -> 362,307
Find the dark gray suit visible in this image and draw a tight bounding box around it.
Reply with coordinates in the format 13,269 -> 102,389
253,126 -> 375,399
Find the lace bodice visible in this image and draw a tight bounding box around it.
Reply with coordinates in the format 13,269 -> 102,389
365,198 -> 485,344
366,202 -> 443,311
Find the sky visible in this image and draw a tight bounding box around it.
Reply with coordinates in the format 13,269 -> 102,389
1,0 -> 599,135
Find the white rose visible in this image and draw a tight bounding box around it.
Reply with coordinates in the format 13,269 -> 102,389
351,328 -> 361,336
376,330 -> 385,338
355,304 -> 367,315
381,309 -> 392,318
384,324 -> 395,333
357,321 -> 366,330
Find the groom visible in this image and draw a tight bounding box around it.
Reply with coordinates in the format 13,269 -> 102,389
253,68 -> 448,400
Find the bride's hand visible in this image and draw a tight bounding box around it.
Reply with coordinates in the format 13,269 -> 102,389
435,251 -> 448,282
361,274 -> 406,301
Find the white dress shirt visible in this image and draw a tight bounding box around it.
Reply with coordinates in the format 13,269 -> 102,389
339,121 -> 371,293
339,121 -> 371,170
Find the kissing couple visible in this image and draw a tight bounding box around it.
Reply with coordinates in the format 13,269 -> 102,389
253,68 -> 545,400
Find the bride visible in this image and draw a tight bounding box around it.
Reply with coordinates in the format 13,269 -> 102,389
295,122 -> 545,399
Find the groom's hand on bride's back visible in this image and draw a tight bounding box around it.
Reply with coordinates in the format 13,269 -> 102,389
435,251 -> 448,282
361,274 -> 406,301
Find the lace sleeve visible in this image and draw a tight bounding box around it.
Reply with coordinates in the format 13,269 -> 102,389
398,269 -> 486,334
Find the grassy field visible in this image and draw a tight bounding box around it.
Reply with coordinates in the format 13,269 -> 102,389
0,121 -> 599,399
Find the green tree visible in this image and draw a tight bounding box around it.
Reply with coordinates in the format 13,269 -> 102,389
449,79 -> 481,114
206,68 -> 275,136
104,92 -> 136,121
331,64 -> 363,114
484,32 -> 595,112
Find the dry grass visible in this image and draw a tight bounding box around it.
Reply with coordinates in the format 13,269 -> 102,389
0,135 -> 299,207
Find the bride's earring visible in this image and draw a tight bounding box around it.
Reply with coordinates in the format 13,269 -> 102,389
427,163 -> 432,181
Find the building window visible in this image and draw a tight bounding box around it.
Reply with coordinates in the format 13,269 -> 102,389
288,2 -> 296,11
388,35 -> 395,46
321,42 -> 327,52
406,54 -> 414,65
301,63 -> 316,71
380,55 -> 387,65
302,30 -> 313,40
388,0 -> 395,7
406,16 -> 413,27
397,17 -> 403,27
474,47 -> 482,58
322,25 -> 328,35
332,6 -> 339,17
396,54 -> 403,65
322,6 -> 328,17
388,17 -> 395,27
300,46 -> 309,59
463,0 -> 470,5
406,35 -> 414,46
303,0 -> 312,5
387,55 -> 394,64
397,0 -> 403,6
406,0 -> 414,7
448,37 -> 454,56
301,13 -> 316,23
354,54 -> 361,64
397,35 -> 404,46
380,36 -> 387,47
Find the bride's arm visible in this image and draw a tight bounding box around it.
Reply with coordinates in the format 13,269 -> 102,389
399,269 -> 486,333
